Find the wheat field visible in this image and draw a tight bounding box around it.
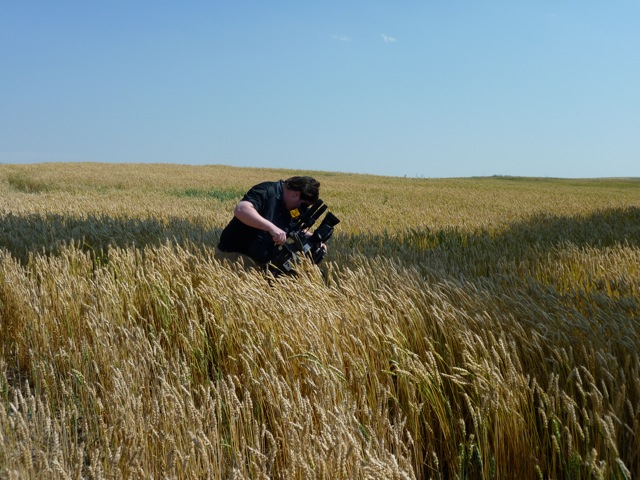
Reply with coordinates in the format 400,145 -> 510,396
0,163 -> 639,479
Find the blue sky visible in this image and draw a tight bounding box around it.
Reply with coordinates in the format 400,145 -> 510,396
2,1 -> 639,178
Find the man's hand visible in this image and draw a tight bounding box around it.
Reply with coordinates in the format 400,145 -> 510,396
269,226 -> 287,245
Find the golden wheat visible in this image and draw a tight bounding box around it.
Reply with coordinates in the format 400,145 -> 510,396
0,163 -> 639,478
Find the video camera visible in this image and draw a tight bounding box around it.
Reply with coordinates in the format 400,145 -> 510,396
268,199 -> 340,275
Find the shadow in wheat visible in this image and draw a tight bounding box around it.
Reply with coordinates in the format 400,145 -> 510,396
335,205 -> 640,276
0,212 -> 223,264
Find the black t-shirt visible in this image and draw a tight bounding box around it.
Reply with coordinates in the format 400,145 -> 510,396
218,180 -> 292,263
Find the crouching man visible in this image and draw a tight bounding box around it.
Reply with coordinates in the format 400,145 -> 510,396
215,176 -> 321,269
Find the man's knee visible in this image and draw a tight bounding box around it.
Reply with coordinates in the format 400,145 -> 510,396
215,248 -> 260,270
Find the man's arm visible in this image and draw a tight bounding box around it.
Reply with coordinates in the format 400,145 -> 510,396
234,200 -> 287,245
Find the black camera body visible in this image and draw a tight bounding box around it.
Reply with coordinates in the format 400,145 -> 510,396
268,200 -> 340,275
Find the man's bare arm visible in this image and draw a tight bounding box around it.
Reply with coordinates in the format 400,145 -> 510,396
233,200 -> 287,244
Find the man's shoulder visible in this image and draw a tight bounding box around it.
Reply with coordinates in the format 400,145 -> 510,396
250,180 -> 281,191
245,180 -> 282,198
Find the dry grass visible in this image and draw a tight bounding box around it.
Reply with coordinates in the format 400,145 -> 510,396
0,163 -> 639,479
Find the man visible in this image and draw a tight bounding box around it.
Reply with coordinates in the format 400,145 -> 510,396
216,176 -> 321,268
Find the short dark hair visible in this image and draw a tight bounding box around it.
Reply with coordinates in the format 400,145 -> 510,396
284,176 -> 320,203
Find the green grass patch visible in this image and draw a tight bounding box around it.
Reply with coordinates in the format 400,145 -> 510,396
174,187 -> 244,201
5,174 -> 52,193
